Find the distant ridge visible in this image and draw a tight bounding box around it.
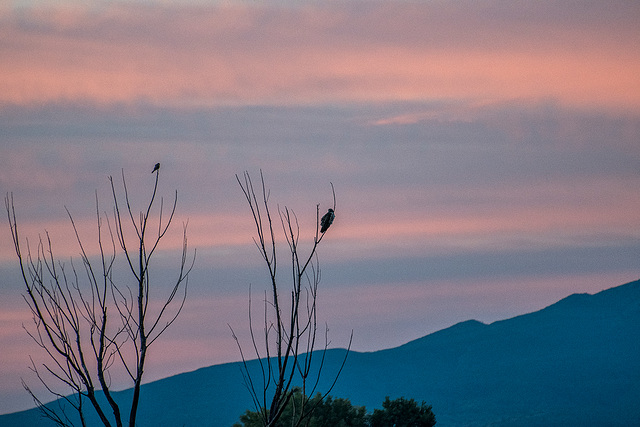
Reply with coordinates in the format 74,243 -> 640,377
2,280 -> 639,426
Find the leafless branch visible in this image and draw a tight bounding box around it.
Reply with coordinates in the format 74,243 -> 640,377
5,166 -> 194,427
232,172 -> 351,427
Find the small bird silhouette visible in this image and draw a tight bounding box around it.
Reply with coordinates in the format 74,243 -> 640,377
152,163 -> 160,173
320,208 -> 335,233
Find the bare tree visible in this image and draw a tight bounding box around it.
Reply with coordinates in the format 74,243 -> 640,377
230,171 -> 352,427
5,167 -> 195,427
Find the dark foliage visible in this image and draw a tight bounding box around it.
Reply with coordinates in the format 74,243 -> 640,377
234,390 -> 434,427
370,396 -> 436,427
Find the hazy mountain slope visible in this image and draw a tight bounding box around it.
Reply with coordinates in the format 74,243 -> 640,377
2,280 -> 639,426
342,279 -> 640,426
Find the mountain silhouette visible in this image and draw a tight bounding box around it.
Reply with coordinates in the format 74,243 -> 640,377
2,280 -> 638,426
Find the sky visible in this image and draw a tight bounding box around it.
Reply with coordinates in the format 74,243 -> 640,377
1,0 -> 640,415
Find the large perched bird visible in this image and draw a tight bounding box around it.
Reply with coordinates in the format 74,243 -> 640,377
152,163 -> 160,173
320,208 -> 335,233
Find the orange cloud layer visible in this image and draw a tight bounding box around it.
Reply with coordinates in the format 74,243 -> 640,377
1,1 -> 639,110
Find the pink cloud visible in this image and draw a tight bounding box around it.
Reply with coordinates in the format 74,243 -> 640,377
1,1 -> 638,109
3,173 -> 636,267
